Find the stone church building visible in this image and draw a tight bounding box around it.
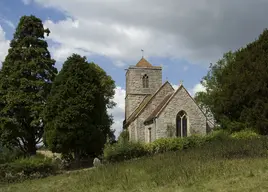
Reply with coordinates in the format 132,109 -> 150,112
123,57 -> 212,143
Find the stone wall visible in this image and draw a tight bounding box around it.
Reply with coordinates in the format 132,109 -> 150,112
136,82 -> 174,142
126,67 -> 162,95
125,94 -> 146,119
125,67 -> 162,120
156,86 -> 207,139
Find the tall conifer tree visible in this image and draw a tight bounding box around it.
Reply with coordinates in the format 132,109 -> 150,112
0,15 -> 57,155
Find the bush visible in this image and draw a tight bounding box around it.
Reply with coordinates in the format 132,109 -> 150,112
182,135 -> 207,149
147,138 -> 184,154
0,154 -> 59,183
230,129 -> 261,139
103,129 -> 263,163
0,145 -> 24,164
117,130 -> 129,145
103,142 -> 147,163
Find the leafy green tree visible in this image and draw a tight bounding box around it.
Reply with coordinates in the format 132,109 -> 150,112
0,15 -> 57,155
194,51 -> 237,128
196,29 -> 268,134
43,54 -> 115,162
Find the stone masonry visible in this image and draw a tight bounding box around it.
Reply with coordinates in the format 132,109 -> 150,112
124,57 -> 210,143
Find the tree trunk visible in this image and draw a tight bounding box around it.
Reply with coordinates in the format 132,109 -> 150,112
26,139 -> 37,156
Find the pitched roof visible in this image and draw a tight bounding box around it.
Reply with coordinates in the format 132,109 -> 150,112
124,81 -> 174,127
144,84 -> 208,124
136,57 -> 153,67
144,93 -> 173,124
126,95 -> 152,125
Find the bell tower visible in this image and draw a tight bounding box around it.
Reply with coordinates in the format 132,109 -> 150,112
124,57 -> 162,121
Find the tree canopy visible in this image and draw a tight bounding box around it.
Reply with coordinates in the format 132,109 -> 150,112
0,15 -> 57,155
43,54 -> 115,161
195,29 -> 268,134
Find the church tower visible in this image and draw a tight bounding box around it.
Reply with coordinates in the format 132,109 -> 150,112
125,57 -> 162,120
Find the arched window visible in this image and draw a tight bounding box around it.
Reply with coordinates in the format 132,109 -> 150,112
148,127 -> 152,143
176,111 -> 187,137
142,74 -> 149,88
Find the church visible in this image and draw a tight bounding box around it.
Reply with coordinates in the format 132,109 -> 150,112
123,57 -> 212,143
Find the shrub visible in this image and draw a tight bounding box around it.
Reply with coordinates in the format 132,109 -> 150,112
0,154 -> 59,183
103,142 -> 147,163
103,128 -> 263,163
117,130 -> 129,145
205,129 -> 230,142
182,135 -> 205,149
0,144 -> 24,164
230,129 -> 261,139
147,138 -> 184,154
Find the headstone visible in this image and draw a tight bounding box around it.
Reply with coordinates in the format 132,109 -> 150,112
93,157 -> 101,167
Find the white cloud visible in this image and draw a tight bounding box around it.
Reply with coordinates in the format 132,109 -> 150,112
191,83 -> 206,96
172,84 -> 179,90
108,86 -> 125,138
114,60 -> 126,67
0,26 -> 10,65
49,44 -> 92,63
29,0 -> 268,67
43,18 -> 178,67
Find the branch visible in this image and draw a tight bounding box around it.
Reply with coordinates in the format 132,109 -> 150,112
15,138 -> 27,153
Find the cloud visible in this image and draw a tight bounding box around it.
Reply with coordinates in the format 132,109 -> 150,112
0,26 -> 10,65
172,84 -> 179,90
191,83 -> 206,96
29,0 -> 268,66
49,44 -> 92,63
0,19 -> 15,29
108,86 -> 126,138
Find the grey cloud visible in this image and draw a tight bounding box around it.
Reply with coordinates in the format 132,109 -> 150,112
34,0 -> 268,64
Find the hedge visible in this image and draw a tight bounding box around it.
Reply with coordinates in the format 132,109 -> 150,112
103,129 -> 263,163
0,154 -> 59,184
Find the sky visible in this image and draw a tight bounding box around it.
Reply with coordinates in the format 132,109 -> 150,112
0,0 -> 268,137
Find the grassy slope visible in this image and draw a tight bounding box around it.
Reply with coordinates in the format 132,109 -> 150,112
2,140 -> 268,192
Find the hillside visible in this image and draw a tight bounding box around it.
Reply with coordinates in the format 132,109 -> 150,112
2,138 -> 268,192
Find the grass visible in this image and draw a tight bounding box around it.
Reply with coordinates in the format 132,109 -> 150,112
1,138 -> 268,192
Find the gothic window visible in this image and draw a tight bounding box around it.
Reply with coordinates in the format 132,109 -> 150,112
142,74 -> 149,88
176,111 -> 187,137
148,127 -> 152,143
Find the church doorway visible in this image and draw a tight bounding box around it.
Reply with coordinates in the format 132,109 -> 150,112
176,111 -> 187,137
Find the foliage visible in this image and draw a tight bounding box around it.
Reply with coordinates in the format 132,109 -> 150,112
230,129 -> 261,139
117,130 -> 129,145
195,29 -> 268,135
0,144 -> 24,164
0,15 -> 57,155
182,135 -> 207,149
103,141 -> 147,163
43,54 -> 115,161
205,129 -> 230,141
0,154 -> 58,184
103,128 -> 262,163
3,137 -> 268,192
147,138 -> 184,154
